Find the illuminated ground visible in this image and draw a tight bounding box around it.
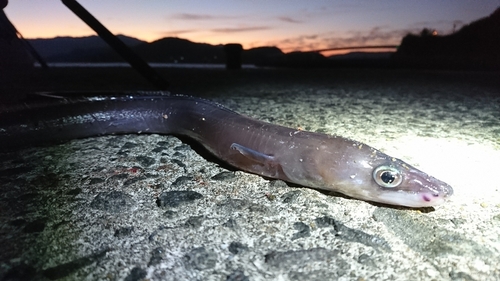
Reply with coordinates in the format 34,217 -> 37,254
0,67 -> 499,280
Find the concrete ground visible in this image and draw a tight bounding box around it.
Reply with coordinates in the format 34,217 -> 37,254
0,67 -> 499,280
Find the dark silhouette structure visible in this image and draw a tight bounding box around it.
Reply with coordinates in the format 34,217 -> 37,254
393,7 -> 500,70
224,44 -> 243,69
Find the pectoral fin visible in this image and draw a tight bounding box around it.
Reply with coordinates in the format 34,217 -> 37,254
230,143 -> 276,164
229,143 -> 283,178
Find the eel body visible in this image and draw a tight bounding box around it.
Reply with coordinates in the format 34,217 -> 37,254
0,92 -> 453,207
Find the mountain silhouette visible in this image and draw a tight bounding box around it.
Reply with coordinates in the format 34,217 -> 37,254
26,35 -> 283,64
28,35 -> 145,62
134,37 -> 225,63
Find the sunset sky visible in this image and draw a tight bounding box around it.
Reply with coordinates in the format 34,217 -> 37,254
4,1 -> 499,53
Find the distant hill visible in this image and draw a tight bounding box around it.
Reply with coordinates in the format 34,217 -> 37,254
28,35 -> 145,62
26,35 -> 283,65
134,37 -> 225,63
242,46 -> 284,64
28,34 -> 390,67
393,7 -> 500,70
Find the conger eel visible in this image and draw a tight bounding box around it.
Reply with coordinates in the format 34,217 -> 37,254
0,92 -> 453,207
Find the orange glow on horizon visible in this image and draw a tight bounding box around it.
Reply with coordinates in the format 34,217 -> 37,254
20,29 -> 399,54
320,48 -> 396,56
22,29 -> 395,54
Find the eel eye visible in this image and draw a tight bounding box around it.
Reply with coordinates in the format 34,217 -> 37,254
373,165 -> 403,188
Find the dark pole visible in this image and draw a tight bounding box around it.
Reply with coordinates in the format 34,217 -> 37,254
61,0 -> 169,90
15,26 -> 49,69
0,9 -> 48,68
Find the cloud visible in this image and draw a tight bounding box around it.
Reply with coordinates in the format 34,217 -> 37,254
171,13 -> 217,20
170,13 -> 239,21
158,25 -> 271,38
307,34 -> 319,39
211,26 -> 272,33
262,18 -> 471,53
159,29 -> 197,36
258,26 -> 408,53
277,16 -> 303,24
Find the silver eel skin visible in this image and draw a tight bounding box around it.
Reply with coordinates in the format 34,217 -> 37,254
0,92 -> 453,207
